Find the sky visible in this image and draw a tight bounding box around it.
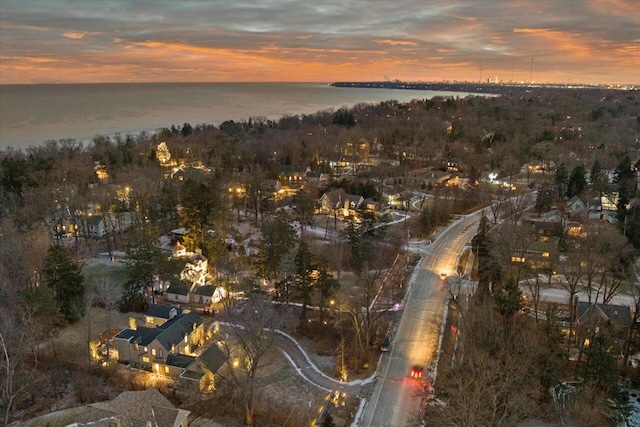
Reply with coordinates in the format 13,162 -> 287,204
1,0 -> 639,85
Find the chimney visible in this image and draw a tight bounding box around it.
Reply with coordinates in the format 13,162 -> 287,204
169,307 -> 177,320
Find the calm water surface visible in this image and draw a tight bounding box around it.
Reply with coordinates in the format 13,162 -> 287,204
0,82 -> 474,150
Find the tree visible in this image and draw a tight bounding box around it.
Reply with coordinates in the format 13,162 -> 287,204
320,413 -> 336,427
255,212 -> 296,282
316,269 -> 340,325
589,158 -> 609,196
0,329 -> 27,427
124,223 -> 162,310
179,177 -> 227,253
294,241 -> 317,330
215,295 -> 280,426
554,162 -> 569,198
535,182 -> 556,215
290,189 -> 318,236
614,156 -> 636,225
94,278 -> 122,368
495,277 -> 523,318
471,212 -> 496,299
566,164 -> 587,198
42,244 -> 85,323
420,204 -> 432,236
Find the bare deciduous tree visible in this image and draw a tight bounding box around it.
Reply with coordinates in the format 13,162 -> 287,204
214,295 -> 280,426
94,278 -> 122,369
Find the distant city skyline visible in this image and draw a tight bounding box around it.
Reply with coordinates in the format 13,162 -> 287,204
1,0 -> 639,85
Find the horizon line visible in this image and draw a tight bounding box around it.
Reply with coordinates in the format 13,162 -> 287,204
1,80 -> 638,87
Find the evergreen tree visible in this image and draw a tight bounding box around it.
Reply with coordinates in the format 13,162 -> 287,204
290,189 -> 318,235
179,177 -> 226,254
581,332 -> 623,405
420,205 -> 432,236
535,182 -> 556,215
554,162 -> 569,198
614,156 -> 637,225
294,241 -> 316,329
589,158 -> 611,197
124,223 -> 163,310
471,212 -> 495,299
321,413 -> 336,427
256,212 -> 296,282
566,164 -> 587,198
624,204 -> 640,249
495,277 -> 523,318
316,268 -> 340,324
42,245 -> 85,323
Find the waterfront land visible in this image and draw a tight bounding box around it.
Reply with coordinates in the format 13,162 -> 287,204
1,85 -> 640,426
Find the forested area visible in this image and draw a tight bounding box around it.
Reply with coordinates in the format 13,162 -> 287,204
1,85 -> 639,425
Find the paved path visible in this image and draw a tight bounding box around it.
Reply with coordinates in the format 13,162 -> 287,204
216,322 -> 376,398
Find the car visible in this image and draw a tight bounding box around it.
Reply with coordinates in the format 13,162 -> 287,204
410,365 -> 423,379
380,335 -> 391,352
439,273 -> 447,280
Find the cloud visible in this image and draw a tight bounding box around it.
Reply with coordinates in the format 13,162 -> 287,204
0,0 -> 638,84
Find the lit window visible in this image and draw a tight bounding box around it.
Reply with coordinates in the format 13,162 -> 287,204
142,356 -> 149,363
164,366 -> 170,374
134,343 -> 139,351
151,348 -> 156,356
542,252 -> 550,257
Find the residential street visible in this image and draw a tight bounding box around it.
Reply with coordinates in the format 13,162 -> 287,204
359,212 -> 482,426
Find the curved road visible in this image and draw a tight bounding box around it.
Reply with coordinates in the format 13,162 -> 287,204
360,211 -> 482,427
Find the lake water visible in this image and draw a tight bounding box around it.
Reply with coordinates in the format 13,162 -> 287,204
0,82 -> 476,150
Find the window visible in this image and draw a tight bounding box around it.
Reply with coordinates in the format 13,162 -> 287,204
134,343 -> 139,351
164,366 -> 170,374
158,349 -> 163,358
151,348 -> 156,357
142,356 -> 149,363
146,316 -> 154,324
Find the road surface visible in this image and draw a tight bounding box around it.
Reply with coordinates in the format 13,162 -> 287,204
360,212 -> 482,426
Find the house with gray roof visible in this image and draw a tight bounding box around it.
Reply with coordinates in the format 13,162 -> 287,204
114,305 -> 225,390
114,308 -> 205,376
19,387 -> 189,427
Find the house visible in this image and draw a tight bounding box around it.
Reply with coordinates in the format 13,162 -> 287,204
180,343 -> 227,392
382,185 -> 406,209
278,165 -> 307,185
318,189 -> 364,217
446,157 -> 461,172
574,300 -> 632,347
172,241 -> 187,257
306,171 -> 331,189
423,170 -> 451,188
86,212 -> 133,238
362,198 -> 382,215
166,279 -> 191,304
191,285 -> 226,306
19,387 -> 189,427
509,240 -> 557,268
114,309 -> 205,375
145,303 -> 184,327
87,215 -> 107,238
179,254 -> 208,287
